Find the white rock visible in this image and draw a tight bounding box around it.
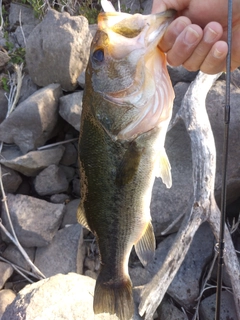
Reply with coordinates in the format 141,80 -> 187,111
2,273 -> 141,320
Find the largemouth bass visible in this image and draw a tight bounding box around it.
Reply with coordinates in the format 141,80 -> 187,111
77,6 -> 175,320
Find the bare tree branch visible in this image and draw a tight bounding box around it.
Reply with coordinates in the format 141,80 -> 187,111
139,72 -> 240,319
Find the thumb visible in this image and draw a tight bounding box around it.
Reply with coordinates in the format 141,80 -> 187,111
152,0 -> 167,13
151,0 -> 189,14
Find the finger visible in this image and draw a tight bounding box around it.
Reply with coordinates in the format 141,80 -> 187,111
166,24 -> 203,67
182,22 -> 223,71
159,16 -> 191,52
200,41 -> 228,74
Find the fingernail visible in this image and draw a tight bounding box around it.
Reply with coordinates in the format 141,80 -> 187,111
204,27 -> 218,43
175,19 -> 188,34
213,48 -> 225,59
184,27 -> 200,45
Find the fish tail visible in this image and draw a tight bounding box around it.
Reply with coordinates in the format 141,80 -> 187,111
94,271 -> 134,320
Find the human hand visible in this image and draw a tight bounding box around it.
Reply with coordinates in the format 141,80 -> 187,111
152,0 -> 240,74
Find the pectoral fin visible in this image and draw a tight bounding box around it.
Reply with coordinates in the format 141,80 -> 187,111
77,205 -> 91,231
156,148 -> 172,188
135,221 -> 156,267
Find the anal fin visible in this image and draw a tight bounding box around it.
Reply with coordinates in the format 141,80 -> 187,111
135,221 -> 156,267
155,147 -> 172,188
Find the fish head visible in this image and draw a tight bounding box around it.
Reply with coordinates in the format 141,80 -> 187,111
86,10 -> 176,140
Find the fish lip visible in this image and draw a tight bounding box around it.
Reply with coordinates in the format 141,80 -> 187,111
156,9 -> 177,19
144,9 -> 176,47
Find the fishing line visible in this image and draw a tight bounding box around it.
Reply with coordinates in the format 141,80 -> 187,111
215,0 -> 233,319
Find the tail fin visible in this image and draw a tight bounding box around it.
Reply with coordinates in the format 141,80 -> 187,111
93,272 -> 134,320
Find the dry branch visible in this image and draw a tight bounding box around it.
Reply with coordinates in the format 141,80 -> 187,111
139,72 -> 240,319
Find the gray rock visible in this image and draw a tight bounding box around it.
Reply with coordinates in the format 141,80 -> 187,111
0,146 -> 65,177
84,269 -> 98,280
135,224 -> 215,308
1,144 -> 22,160
50,193 -> 69,204
18,74 -> 38,104
0,289 -> 16,319
0,34 -> 6,47
1,165 -> 22,193
231,68 -> 240,87
26,9 -> 92,91
59,165 -> 76,182
34,224 -> 84,277
167,223 -> 214,308
9,3 -> 39,30
1,193 -> 65,247
59,91 -> 83,131
0,83 -> 63,153
168,65 -> 199,86
206,80 -> 240,204
14,24 -> 35,47
34,164 -> 69,196
60,142 -> 78,166
129,266 -> 152,287
77,71 -> 86,88
2,273 -> 141,320
150,77 -> 240,236
199,291 -> 237,320
0,262 -> 14,290
112,0 -> 141,13
157,296 -> 188,320
72,177 -> 80,197
0,89 -> 8,123
61,198 -> 79,227
151,120 -> 193,236
2,244 -> 35,271
89,24 -> 98,37
142,0 -> 154,14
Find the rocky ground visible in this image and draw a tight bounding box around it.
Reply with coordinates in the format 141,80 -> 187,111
0,2 -> 240,320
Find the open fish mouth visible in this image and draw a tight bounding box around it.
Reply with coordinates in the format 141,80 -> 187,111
97,9 -> 176,58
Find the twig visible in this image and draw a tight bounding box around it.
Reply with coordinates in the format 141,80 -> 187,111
0,256 -> 41,280
37,138 -> 78,150
0,256 -> 34,283
161,211 -> 186,235
6,64 -> 24,118
19,10 -> 27,46
192,251 -> 218,320
0,0 -> 4,34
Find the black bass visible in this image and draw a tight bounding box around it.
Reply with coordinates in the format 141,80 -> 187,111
77,6 -> 175,320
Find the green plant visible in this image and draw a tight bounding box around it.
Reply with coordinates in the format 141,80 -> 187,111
79,0 -> 101,24
14,0 -> 46,18
4,32 -> 26,65
1,76 -> 9,92
9,47 -> 26,64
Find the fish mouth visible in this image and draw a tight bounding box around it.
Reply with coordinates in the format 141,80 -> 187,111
142,9 -> 176,49
96,9 -> 176,60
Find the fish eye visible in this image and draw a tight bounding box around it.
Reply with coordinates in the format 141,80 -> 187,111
92,49 -> 104,63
